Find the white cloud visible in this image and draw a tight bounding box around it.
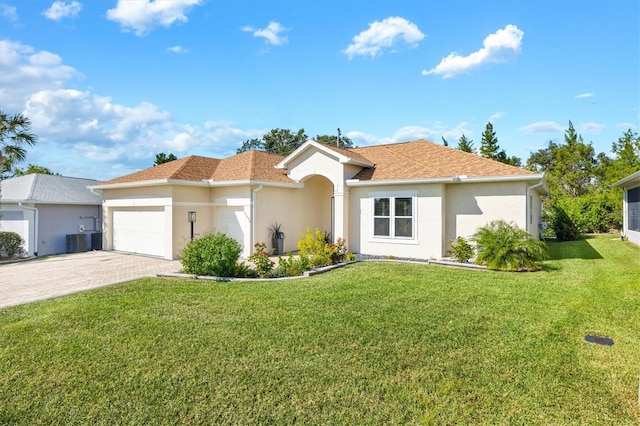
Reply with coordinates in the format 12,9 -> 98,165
242,21 -> 289,46
574,93 -> 594,99
0,39 -> 81,111
348,122 -> 472,146
0,4 -> 17,22
423,24 -> 524,78
43,1 -> 82,21
579,122 -> 606,133
488,112 -> 504,122
0,38 -> 267,179
24,89 -> 171,143
343,16 -> 424,59
167,45 -> 189,54
616,122 -> 637,130
106,0 -> 202,36
519,121 -> 564,133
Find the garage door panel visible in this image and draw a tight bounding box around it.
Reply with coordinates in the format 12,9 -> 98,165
218,207 -> 249,256
113,210 -> 165,257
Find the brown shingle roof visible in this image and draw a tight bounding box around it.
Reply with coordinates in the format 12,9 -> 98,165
211,150 -> 291,183
98,140 -> 534,187
98,155 -> 221,185
349,140 -> 533,181
312,142 -> 373,165
98,151 -> 292,186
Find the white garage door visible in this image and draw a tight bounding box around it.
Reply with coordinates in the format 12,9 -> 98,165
218,207 -> 249,256
113,209 -> 165,257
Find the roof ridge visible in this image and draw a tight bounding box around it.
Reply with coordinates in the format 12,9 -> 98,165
170,155 -> 197,179
27,174 -> 38,200
249,150 -> 257,179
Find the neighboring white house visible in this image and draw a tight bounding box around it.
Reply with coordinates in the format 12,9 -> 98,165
91,140 -> 548,260
613,170 -> 640,246
0,174 -> 103,256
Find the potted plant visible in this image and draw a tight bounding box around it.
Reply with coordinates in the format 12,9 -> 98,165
269,222 -> 285,255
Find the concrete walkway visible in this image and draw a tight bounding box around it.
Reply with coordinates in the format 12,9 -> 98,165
0,251 -> 182,309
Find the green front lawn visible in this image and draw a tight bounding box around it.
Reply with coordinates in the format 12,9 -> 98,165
1,235 -> 639,424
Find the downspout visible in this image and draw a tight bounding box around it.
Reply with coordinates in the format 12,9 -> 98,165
18,203 -> 38,257
526,181 -> 544,238
251,185 -> 264,255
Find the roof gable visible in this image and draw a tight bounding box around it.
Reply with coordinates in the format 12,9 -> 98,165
276,140 -> 374,169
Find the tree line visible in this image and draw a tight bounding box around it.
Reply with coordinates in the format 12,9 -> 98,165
2,107 -> 638,237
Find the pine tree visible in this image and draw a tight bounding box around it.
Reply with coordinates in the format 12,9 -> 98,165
456,134 -> 475,153
480,122 -> 500,159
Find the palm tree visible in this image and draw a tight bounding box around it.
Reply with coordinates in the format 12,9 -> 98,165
1,110 -> 38,179
473,220 -> 549,271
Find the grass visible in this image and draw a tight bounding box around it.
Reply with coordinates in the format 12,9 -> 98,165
1,235 -> 639,424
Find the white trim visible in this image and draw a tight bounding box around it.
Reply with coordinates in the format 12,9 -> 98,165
91,179 -> 208,190
613,170 -> 640,188
92,178 -> 301,190
370,194 -> 417,242
347,174 -> 546,187
205,179 -> 303,188
103,198 -> 171,207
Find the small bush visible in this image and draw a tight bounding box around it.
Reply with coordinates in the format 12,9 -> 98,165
448,236 -> 474,263
0,231 -> 25,258
181,232 -> 242,277
473,220 -> 549,272
345,253 -> 356,262
297,228 -> 332,268
248,242 -> 275,277
548,205 -> 580,241
273,254 -> 310,277
328,238 -> 348,264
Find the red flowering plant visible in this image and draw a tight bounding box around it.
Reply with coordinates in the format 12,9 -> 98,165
329,237 -> 348,264
248,242 -> 275,277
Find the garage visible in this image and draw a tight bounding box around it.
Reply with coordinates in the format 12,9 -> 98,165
112,209 -> 166,257
217,207 -> 249,256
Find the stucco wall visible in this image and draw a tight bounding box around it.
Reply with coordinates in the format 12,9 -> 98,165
445,181 -> 527,247
348,183 -> 445,259
254,177 -> 333,254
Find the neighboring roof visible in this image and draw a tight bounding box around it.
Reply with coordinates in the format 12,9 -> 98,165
612,170 -> 640,188
94,139 -> 541,189
0,174 -> 101,205
349,140 -> 535,181
95,151 -> 292,187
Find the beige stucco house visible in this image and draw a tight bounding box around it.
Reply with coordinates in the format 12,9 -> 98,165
90,140 -> 547,260
613,170 -> 640,246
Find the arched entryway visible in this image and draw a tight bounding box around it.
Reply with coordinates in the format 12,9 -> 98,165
297,174 -> 335,239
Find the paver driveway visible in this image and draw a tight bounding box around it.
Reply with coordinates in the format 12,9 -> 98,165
0,251 -> 182,309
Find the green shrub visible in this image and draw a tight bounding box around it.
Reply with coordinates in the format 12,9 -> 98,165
297,227 -> 332,268
345,253 -> 356,262
548,205 -> 580,241
448,236 -> 474,263
473,220 -> 549,271
248,242 -> 275,277
0,231 -> 25,258
273,254 -> 310,277
181,232 -> 242,277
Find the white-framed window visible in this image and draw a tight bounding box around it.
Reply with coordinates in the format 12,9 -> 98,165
372,194 -> 415,239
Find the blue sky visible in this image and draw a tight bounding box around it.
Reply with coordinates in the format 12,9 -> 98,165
1,0 -> 638,181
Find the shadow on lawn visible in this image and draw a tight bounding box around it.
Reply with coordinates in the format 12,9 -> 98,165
546,236 -> 603,260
